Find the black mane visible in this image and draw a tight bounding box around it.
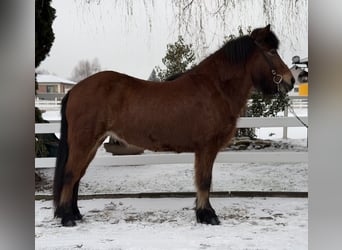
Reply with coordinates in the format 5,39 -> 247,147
165,35 -> 257,80
223,30 -> 279,64
165,29 -> 280,79
223,35 -> 256,64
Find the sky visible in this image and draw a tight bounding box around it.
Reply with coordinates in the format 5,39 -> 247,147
38,0 -> 177,80
37,0 -> 308,81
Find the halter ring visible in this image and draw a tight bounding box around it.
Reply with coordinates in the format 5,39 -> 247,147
273,74 -> 283,85
271,70 -> 282,92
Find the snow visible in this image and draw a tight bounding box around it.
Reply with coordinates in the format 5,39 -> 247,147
36,197 -> 307,250
36,108 -> 308,249
36,144 -> 307,249
36,160 -> 307,195
37,74 -> 76,85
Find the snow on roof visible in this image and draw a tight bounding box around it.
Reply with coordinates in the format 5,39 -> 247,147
36,74 -> 76,85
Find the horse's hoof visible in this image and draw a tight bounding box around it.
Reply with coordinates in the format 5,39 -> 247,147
61,217 -> 76,227
73,212 -> 83,221
208,216 -> 220,225
196,208 -> 221,225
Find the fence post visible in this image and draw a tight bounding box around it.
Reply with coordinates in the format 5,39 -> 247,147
283,106 -> 288,139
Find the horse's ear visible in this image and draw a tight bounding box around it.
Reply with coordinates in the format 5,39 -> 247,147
265,24 -> 271,32
251,24 -> 271,41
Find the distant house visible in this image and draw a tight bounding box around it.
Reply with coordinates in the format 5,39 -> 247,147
289,57 -> 308,96
288,66 -> 302,96
36,74 -> 76,100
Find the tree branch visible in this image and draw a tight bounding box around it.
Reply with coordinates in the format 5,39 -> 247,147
183,0 -> 195,11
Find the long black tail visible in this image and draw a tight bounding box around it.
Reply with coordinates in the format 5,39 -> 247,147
53,92 -> 70,213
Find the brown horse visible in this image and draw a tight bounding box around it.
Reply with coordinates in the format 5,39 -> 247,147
53,25 -> 294,226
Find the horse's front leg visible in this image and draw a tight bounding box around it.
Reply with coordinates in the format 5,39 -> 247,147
194,149 -> 220,225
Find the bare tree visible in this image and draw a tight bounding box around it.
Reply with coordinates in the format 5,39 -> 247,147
71,57 -> 101,82
36,68 -> 51,75
81,1 -> 307,59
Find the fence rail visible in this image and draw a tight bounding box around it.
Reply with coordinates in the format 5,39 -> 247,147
35,96 -> 308,110
35,117 -> 308,134
35,98 -> 61,111
35,116 -> 308,168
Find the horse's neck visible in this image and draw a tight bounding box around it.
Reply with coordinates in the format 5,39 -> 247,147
194,54 -> 253,116
218,77 -> 253,116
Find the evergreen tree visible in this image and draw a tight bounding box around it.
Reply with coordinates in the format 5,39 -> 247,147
35,0 -> 56,68
155,36 -> 195,80
148,69 -> 159,81
35,0 -> 57,158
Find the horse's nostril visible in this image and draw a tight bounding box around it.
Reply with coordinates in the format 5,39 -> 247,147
291,77 -> 295,85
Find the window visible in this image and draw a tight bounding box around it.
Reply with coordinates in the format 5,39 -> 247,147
46,85 -> 58,93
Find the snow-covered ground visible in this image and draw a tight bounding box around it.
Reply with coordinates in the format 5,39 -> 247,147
36,155 -> 308,196
36,197 -> 307,250
36,107 -> 308,249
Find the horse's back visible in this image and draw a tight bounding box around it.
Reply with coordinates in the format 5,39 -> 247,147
67,70 -> 139,107
70,71 -> 134,93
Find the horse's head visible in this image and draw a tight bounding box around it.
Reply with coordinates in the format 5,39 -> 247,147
249,24 -> 294,95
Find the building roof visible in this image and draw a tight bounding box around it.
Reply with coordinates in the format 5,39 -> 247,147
37,74 -> 76,85
299,57 -> 308,64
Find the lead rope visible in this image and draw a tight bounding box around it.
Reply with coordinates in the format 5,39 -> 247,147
287,100 -> 308,128
285,99 -> 309,148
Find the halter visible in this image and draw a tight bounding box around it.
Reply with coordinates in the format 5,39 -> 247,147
256,44 -> 283,92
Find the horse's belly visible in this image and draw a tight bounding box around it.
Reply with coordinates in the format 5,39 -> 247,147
111,125 -> 198,153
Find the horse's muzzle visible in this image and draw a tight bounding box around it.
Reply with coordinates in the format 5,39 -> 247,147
279,77 -> 295,93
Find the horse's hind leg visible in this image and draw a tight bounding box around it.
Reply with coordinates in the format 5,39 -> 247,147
71,180 -> 82,220
70,142 -> 101,222
57,136 -> 101,226
194,148 -> 220,225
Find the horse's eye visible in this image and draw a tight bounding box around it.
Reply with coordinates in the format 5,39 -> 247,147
268,49 -> 277,56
